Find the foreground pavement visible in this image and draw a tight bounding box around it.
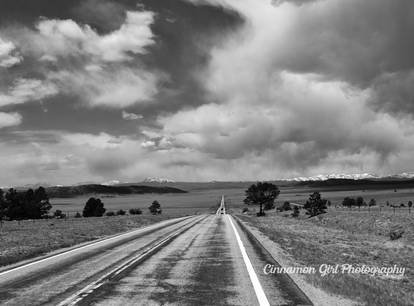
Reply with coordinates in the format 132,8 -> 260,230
0,207 -> 312,306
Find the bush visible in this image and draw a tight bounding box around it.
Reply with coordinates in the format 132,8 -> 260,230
278,201 -> 292,211
116,209 -> 126,216
304,192 -> 327,217
74,212 -> 82,218
83,198 -> 106,217
389,225 -> 404,240
342,197 -> 356,208
105,211 -> 115,216
129,208 -> 142,215
54,210 -> 66,219
291,206 -> 300,217
149,200 -> 162,215
242,207 -> 249,214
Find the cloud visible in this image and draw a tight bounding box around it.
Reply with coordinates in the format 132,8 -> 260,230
150,0 -> 414,177
0,112 -> 22,128
33,11 -> 155,62
2,1 -> 414,184
0,37 -> 22,68
122,111 -> 143,120
2,9 -> 160,109
49,67 -> 160,108
73,0 -> 127,32
0,78 -> 58,107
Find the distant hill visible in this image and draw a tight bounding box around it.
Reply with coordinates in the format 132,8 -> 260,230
44,184 -> 187,198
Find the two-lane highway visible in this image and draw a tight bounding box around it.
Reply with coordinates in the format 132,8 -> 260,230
0,198 -> 312,306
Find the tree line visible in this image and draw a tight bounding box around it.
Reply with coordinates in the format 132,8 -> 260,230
0,187 -> 164,222
0,187 -> 51,221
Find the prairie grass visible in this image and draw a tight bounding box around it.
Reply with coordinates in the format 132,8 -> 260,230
238,208 -> 414,306
0,213 -> 189,267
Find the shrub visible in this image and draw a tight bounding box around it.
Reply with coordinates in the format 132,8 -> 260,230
304,192 -> 327,217
291,206 -> 300,218
129,208 -> 142,215
278,201 -> 292,211
389,225 -> 404,240
74,212 -> 82,218
54,210 -> 66,219
356,196 -> 364,209
83,197 -> 106,217
116,209 -> 126,216
242,207 -> 249,214
342,197 -> 356,209
149,200 -> 162,215
368,199 -> 376,207
105,211 -> 115,216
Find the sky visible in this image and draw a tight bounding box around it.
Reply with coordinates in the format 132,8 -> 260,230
0,0 -> 414,185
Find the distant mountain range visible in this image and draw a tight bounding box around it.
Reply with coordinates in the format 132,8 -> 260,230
4,173 -> 414,192
287,172 -> 414,182
142,177 -> 176,183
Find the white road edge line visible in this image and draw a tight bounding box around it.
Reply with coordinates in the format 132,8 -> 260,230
227,215 -> 270,306
0,216 -> 192,277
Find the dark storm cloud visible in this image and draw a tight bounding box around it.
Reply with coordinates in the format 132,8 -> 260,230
272,0 -> 319,6
370,71 -> 414,115
72,0 -> 128,32
279,0 -> 414,88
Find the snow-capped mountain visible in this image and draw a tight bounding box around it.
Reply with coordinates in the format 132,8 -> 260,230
101,180 -> 122,186
288,173 -> 379,182
385,172 -> 414,179
143,177 -> 176,183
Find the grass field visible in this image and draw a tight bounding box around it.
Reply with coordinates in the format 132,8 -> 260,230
49,188 -> 241,217
237,207 -> 414,306
0,214 -> 193,267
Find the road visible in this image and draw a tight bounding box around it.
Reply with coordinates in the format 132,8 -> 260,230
0,198 -> 312,306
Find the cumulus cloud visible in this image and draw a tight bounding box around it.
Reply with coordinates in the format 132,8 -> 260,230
0,37 -> 22,68
33,11 -> 155,62
0,78 -> 58,107
122,111 -> 143,120
0,112 -> 22,128
2,9 -> 160,109
50,67 -> 160,108
150,0 -> 414,178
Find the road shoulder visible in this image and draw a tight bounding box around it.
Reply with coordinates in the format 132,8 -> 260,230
234,215 -> 360,306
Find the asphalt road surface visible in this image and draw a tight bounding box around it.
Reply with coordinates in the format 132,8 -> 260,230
0,202 -> 312,306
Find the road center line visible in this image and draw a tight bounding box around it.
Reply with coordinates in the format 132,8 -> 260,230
227,215 -> 270,306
